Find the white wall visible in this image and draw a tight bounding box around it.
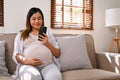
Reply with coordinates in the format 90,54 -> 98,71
1,0 -> 50,33
1,0 -> 120,52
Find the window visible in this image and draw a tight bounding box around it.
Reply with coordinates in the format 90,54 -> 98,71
51,0 -> 93,30
0,0 -> 3,26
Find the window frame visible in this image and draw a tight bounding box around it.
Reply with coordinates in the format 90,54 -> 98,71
51,0 -> 93,30
0,0 -> 4,26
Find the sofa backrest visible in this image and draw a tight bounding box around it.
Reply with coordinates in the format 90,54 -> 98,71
0,33 -> 17,74
84,34 -> 97,68
0,33 -> 97,74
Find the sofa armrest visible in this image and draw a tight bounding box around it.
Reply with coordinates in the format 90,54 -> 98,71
96,52 -> 120,73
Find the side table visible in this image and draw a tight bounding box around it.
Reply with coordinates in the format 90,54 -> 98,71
109,38 -> 120,53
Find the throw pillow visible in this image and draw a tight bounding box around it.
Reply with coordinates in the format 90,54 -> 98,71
57,34 -> 92,71
0,40 -> 9,75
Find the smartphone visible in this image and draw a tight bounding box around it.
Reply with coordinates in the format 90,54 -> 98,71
39,26 -> 47,36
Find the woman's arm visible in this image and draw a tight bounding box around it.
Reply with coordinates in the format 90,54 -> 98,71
44,42 -> 60,58
38,33 -> 60,58
12,32 -> 22,64
16,54 -> 43,66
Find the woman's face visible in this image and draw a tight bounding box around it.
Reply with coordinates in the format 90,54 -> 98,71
30,12 -> 43,30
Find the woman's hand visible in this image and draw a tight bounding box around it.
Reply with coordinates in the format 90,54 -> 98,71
38,33 -> 49,45
16,54 -> 43,66
25,58 -> 43,66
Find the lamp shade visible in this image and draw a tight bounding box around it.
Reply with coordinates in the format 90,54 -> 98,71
105,8 -> 120,28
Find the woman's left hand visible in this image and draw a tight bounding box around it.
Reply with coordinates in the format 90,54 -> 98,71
38,33 -> 49,45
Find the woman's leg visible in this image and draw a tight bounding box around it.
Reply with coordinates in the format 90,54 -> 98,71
19,65 -> 42,80
41,64 -> 62,80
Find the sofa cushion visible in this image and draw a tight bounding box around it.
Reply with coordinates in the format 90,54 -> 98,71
62,69 -> 120,80
57,34 -> 92,71
0,75 -> 12,80
0,40 -> 9,75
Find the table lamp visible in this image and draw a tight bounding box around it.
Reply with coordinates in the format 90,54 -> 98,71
105,8 -> 120,53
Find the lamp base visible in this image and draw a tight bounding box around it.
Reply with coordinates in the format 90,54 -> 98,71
109,38 -> 120,53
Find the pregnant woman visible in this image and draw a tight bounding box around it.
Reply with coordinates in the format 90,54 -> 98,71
12,7 -> 62,80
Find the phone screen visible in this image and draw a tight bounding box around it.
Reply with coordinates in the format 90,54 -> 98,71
39,26 -> 47,36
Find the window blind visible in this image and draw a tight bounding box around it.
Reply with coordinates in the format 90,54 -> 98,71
51,0 -> 93,30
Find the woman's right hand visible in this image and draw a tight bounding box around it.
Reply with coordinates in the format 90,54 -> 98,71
16,54 -> 43,66
25,58 -> 43,66
24,58 -> 43,66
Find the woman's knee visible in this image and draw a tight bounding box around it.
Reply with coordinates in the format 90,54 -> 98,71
41,64 -> 62,80
19,65 -> 42,80
44,70 -> 62,80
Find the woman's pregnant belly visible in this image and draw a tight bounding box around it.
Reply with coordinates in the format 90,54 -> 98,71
23,44 -> 53,65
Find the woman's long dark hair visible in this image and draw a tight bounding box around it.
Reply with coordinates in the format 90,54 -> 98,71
21,7 -> 44,40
